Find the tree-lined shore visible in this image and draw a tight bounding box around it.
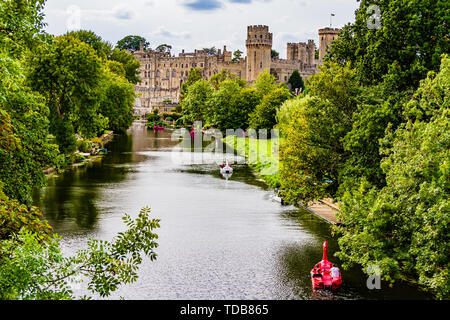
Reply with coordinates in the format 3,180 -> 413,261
179,0 -> 449,299
0,0 -> 448,300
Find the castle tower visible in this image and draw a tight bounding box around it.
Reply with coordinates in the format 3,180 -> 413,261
318,27 -> 340,65
306,39 -> 316,65
246,25 -> 273,82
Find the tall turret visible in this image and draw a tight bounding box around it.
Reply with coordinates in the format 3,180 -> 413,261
246,25 -> 273,82
318,27 -> 340,65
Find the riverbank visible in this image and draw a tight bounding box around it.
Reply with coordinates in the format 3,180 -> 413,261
224,136 -> 340,225
223,136 -> 280,188
44,131 -> 114,177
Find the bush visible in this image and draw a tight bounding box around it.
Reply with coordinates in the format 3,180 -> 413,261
169,113 -> 182,121
175,118 -> 184,127
74,153 -> 86,163
147,113 -> 161,122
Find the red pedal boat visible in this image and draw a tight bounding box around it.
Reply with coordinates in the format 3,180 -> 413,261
310,241 -> 342,290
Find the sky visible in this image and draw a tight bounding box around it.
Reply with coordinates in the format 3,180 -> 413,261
42,0 -> 360,59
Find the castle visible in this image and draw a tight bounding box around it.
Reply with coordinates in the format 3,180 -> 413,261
133,26 -> 340,115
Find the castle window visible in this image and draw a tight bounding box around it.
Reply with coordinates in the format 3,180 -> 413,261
172,70 -> 176,77
166,70 -> 170,78
260,62 -> 263,69
260,35 -> 263,39
200,63 -> 204,67
181,64 -> 184,68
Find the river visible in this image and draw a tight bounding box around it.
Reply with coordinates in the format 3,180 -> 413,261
33,123 -> 429,300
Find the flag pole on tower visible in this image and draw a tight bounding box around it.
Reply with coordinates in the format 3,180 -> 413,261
330,13 -> 335,27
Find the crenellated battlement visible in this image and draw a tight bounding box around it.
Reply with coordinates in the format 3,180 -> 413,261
318,27 -> 341,34
247,25 -> 269,33
133,24 -> 340,113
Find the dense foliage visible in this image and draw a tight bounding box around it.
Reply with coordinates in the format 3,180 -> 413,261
181,70 -> 289,131
27,33 -> 137,152
0,1 -> 60,203
288,70 -> 305,93
116,35 -> 149,52
334,58 -> 449,299
277,0 -> 449,298
328,0 -> 449,91
278,62 -> 362,203
0,207 -> 160,300
0,0 -> 158,300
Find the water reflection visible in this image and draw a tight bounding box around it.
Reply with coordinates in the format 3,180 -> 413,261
33,124 -> 431,300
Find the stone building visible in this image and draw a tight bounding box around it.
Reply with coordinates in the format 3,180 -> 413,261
133,25 -> 339,116
318,27 -> 340,65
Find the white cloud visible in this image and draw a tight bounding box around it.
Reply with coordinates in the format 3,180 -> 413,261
149,26 -> 192,39
112,5 -> 136,20
42,0 -> 360,55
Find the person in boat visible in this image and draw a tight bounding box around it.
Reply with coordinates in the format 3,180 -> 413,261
330,265 -> 340,278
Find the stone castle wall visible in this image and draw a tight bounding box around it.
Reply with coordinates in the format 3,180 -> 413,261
133,25 -> 339,116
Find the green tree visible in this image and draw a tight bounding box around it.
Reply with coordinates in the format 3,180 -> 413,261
277,62 -> 361,204
0,0 -> 48,58
327,0 -> 449,92
181,80 -> 213,123
232,50 -> 243,62
27,35 -> 108,152
209,70 -> 244,89
98,69 -> 135,133
249,87 -> 291,130
207,80 -> 245,130
0,206 -> 160,300
252,70 -> 278,97
116,35 -> 149,52
155,44 -> 172,54
0,52 -> 61,204
203,47 -> 217,56
66,30 -> 112,59
180,67 -> 204,102
288,70 -> 305,93
109,48 -> 141,84
235,88 -> 261,129
271,49 -> 279,59
334,56 -> 450,299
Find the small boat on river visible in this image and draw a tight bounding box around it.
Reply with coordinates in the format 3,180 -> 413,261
220,160 -> 233,175
311,241 -> 342,290
153,124 -> 165,131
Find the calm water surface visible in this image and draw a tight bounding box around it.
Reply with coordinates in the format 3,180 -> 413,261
33,124 -> 429,300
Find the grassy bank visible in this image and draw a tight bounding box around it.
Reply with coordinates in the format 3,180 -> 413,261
224,136 -> 281,188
